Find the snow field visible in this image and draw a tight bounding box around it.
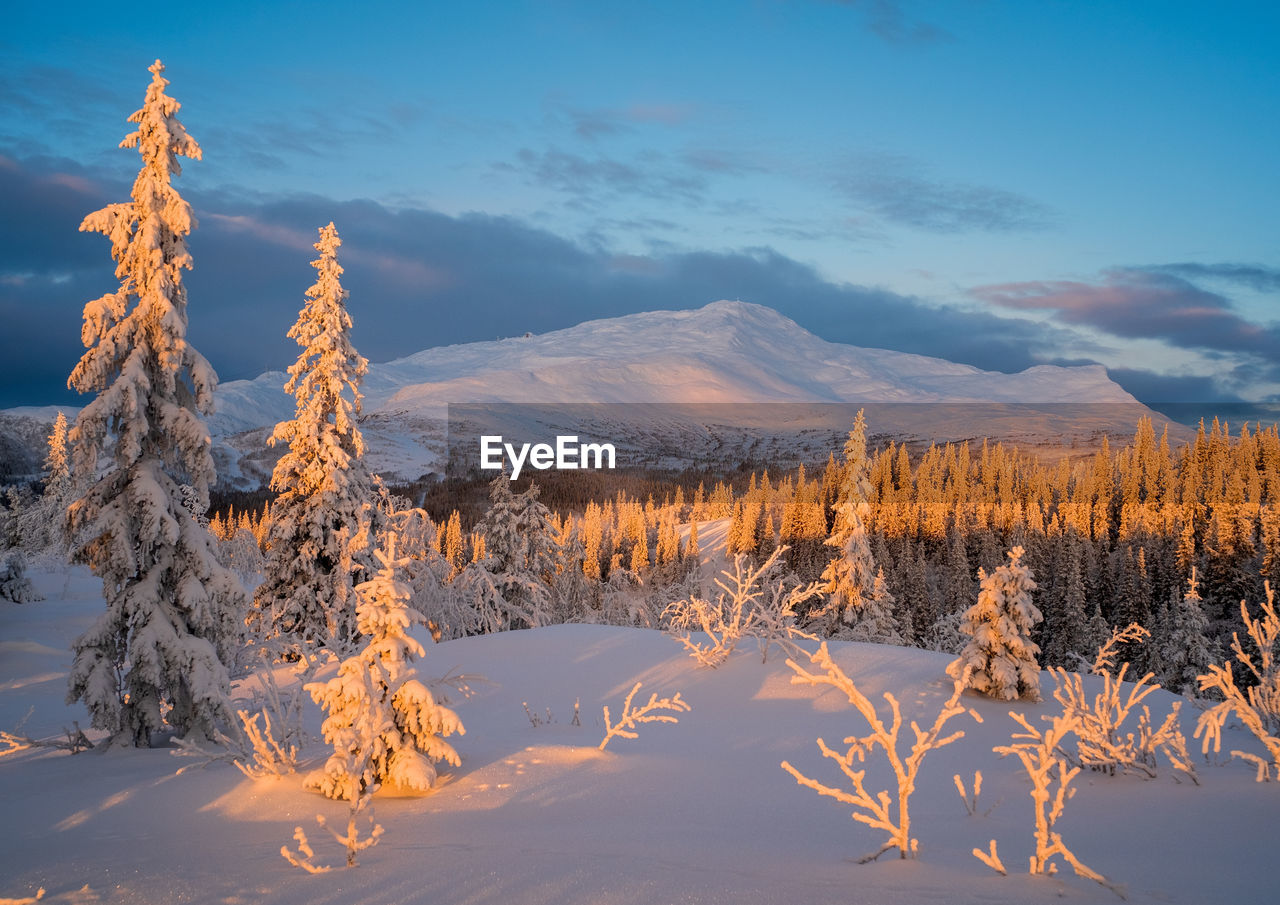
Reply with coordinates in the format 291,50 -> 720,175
1,565 -> 1276,904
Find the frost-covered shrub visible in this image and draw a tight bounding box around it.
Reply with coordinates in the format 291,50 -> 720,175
989,711 -> 1122,897
1196,582 -> 1280,781
781,642 -> 978,862
1050,623 -> 1197,783
662,547 -> 823,667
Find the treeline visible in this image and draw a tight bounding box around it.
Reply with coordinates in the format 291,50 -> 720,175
202,414 -> 1279,693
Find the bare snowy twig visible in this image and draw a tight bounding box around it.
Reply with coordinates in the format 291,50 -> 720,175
424,667 -> 490,705
972,839 -> 1006,875
954,770 -> 988,817
281,783 -> 384,872
0,708 -> 93,758
280,826 -> 332,874
523,702 -> 555,727
323,793 -> 385,867
994,711 -> 1124,898
598,682 -> 691,751
780,643 -> 980,862
1090,623 -> 1150,676
1195,583 -> 1280,781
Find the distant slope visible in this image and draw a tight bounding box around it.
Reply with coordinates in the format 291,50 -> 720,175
5,301 -> 1160,486
210,300 -> 1152,483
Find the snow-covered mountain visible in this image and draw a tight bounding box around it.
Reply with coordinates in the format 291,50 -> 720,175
206,300 -> 1157,484
215,299 -> 1137,419
3,301 -> 1165,486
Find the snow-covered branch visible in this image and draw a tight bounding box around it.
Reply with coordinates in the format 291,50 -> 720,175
1195,582 -> 1280,781
993,710 -> 1123,898
781,642 -> 979,861
662,547 -> 822,667
1089,623 -> 1150,677
598,682 -> 690,751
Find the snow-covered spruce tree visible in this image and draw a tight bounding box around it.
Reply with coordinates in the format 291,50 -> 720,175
813,409 -> 881,636
251,223 -> 380,654
65,60 -> 245,746
1155,568 -> 1217,697
947,546 -> 1043,701
13,412 -> 75,555
844,567 -> 906,645
37,411 -> 74,551
306,533 -> 464,800
464,474 -> 557,630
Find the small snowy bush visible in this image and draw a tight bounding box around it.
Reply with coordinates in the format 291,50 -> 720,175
0,552 -> 40,604
947,546 -> 1042,701
305,534 -> 464,800
1051,624 -> 1197,783
662,546 -> 823,667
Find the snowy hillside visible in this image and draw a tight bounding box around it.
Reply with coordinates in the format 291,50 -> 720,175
2,301 -> 1163,485
1,563 -> 1274,905
209,300 -> 1158,483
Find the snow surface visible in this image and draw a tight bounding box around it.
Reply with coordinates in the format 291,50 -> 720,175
2,563 -> 1275,905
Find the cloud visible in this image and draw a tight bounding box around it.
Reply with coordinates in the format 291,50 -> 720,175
504,147 -> 709,207
835,154 -> 1053,233
970,268 -> 1280,359
1144,262 -> 1280,293
0,152 -> 1210,413
1098,368 -> 1243,404
825,0 -> 953,43
556,102 -> 698,142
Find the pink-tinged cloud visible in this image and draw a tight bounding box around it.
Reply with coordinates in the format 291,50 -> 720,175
346,249 -> 453,291
970,269 -> 1278,358
204,214 -> 316,253
45,172 -> 98,195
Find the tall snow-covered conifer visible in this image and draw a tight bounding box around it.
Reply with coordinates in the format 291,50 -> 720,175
251,222 -> 380,653
65,61 -> 245,746
815,409 -> 882,635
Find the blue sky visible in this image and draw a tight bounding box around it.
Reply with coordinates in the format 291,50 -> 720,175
1,0 -> 1277,411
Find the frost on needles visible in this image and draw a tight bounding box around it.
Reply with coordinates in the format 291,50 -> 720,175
306,533 -> 465,800
948,546 -> 1042,701
251,222 -> 382,654
64,60 -> 245,747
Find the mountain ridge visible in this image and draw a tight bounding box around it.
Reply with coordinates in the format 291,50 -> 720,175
2,300 -> 1153,485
